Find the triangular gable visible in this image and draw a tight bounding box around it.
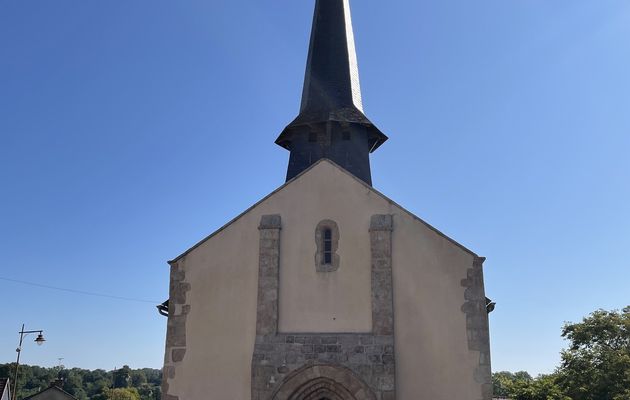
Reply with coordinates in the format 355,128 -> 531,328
169,158 -> 477,264
23,386 -> 77,400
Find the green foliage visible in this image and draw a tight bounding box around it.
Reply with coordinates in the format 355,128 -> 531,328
557,306 -> 630,400
0,363 -> 161,400
104,388 -> 140,400
508,374 -> 570,400
492,371 -> 568,400
0,363 -> 62,399
130,370 -> 147,387
493,371 -> 532,397
113,366 -> 132,389
137,384 -> 160,400
493,306 -> 630,400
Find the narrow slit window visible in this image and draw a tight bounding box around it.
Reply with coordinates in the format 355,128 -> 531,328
315,220 -> 339,272
323,228 -> 332,264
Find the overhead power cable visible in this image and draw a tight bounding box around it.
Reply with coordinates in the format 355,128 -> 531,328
0,276 -> 160,304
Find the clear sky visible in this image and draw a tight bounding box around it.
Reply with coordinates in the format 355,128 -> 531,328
1,0 -> 628,376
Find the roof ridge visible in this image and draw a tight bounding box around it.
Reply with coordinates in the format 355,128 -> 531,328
23,385 -> 78,400
168,158 -> 477,264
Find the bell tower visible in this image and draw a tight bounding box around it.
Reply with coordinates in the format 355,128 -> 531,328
275,0 -> 388,185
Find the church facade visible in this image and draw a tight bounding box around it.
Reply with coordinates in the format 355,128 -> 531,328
161,1 -> 492,399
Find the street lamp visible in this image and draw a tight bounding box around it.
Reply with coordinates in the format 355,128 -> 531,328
13,324 -> 46,400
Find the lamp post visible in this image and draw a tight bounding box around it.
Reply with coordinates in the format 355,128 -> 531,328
13,324 -> 46,400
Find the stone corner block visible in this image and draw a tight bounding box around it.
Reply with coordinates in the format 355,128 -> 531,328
370,214 -> 393,231
259,214 -> 282,230
473,256 -> 486,267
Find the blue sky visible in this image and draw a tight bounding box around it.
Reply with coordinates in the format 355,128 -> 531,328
1,0 -> 628,376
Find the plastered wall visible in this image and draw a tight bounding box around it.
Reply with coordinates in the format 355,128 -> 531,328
162,160 -> 488,400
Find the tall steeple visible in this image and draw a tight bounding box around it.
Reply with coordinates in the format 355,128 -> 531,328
276,0 -> 388,185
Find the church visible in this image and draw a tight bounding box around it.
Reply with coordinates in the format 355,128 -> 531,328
160,1 -> 492,399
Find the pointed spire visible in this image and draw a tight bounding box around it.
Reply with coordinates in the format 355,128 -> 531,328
300,0 -> 364,113
276,0 -> 388,185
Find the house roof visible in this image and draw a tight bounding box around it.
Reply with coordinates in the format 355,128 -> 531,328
0,378 -> 9,398
169,158 -> 479,264
23,386 -> 77,400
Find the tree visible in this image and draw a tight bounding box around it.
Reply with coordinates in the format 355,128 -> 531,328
508,374 -> 570,400
130,370 -> 147,387
105,388 -> 140,400
113,365 -> 132,388
493,371 -> 568,400
59,369 -> 87,400
137,384 -> 161,400
493,371 -> 532,397
556,306 -> 630,400
0,363 -> 160,400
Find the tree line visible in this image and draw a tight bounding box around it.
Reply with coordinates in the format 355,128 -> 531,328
2,306 -> 627,400
0,364 -> 161,400
493,306 -> 630,400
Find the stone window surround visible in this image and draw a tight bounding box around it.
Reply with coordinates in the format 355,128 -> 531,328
315,219 -> 340,272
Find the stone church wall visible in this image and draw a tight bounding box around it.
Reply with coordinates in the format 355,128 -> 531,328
250,214 -> 396,400
161,161 -> 490,400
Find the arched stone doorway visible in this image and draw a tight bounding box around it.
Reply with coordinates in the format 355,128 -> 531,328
270,364 -> 377,400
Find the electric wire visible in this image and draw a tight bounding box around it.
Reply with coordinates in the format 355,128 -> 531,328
0,276 -> 161,304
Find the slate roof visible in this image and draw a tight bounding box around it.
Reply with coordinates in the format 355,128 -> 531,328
276,0 -> 387,154
23,386 -> 77,400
